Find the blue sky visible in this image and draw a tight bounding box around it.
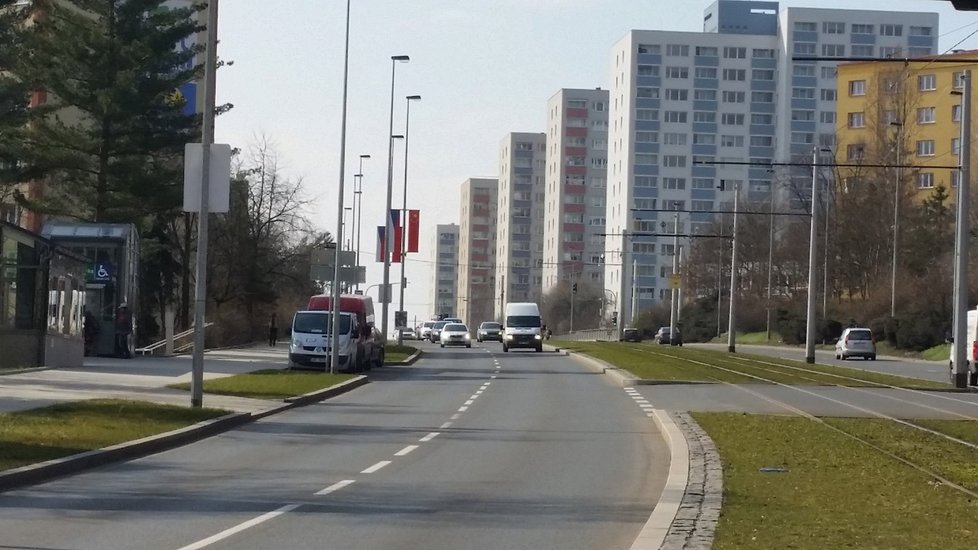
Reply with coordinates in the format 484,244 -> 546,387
213,0 -> 978,322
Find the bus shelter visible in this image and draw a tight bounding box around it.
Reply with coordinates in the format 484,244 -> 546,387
0,221 -> 87,368
41,222 -> 139,357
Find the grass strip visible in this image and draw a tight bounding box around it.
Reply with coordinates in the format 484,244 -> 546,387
385,344 -> 418,363
694,413 -> 978,549
0,399 -> 227,471
553,340 -> 756,383
169,369 -> 355,400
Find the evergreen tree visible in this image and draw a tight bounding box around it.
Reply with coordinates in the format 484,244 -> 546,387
12,0 -> 203,222
0,0 -> 32,200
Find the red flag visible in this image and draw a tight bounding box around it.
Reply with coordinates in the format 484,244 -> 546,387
391,209 -> 402,263
408,209 -> 420,253
376,226 -> 386,262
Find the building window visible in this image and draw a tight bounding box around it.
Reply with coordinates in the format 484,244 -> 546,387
917,173 -> 934,189
663,111 -> 687,123
694,67 -> 717,79
918,74 -> 936,91
635,131 -> 658,143
636,109 -> 658,121
692,178 -> 714,189
752,91 -> 774,103
691,200 -> 713,212
752,48 -> 775,58
722,135 -> 745,147
794,22 -> 816,32
846,144 -> 865,160
847,112 -> 865,128
693,111 -> 716,122
637,87 -> 660,99
954,71 -> 966,89
823,22 -> 845,34
793,42 -> 816,55
820,89 -> 837,101
851,23 -> 874,34
722,90 -> 745,103
791,110 -> 814,121
722,69 -> 746,81
953,138 -> 961,156
953,104 -> 962,122
821,66 -> 837,78
883,110 -> 898,125
752,69 -> 775,81
851,45 -> 874,58
634,176 -> 657,188
638,44 -> 661,54
910,26 -> 933,37
848,80 -> 866,96
917,107 -> 936,124
663,133 -> 687,145
662,177 -> 686,189
822,44 -> 845,57
793,88 -> 815,99
665,89 -> 689,100
693,133 -> 715,145
637,65 -> 659,77
751,113 -> 773,125
635,154 -> 658,165
880,46 -> 902,58
723,46 -> 746,58
694,89 -> 717,100
749,135 -> 772,147
820,111 -> 836,124
662,155 -> 686,167
880,24 -> 903,36
665,66 -> 689,79
916,140 -> 935,156
666,44 -> 689,56
794,65 -> 815,77
791,132 -> 814,144
695,46 -> 718,56
721,113 -> 744,125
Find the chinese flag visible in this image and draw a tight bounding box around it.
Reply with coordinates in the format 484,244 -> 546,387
407,209 -> 420,253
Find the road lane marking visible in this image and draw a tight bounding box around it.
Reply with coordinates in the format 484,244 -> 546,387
395,445 -> 419,456
451,413 -> 461,420
361,461 -> 391,474
315,479 -> 355,496
440,421 -> 452,429
491,375 -> 497,379
176,503 -> 300,550
476,390 -> 484,395
420,432 -> 439,442
465,399 -> 475,405
458,406 -> 469,412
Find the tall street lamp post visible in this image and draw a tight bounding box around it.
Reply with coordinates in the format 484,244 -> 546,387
396,95 -> 421,346
353,154 -> 370,291
329,0 -> 354,375
381,55 -> 410,342
952,71 -> 972,389
890,121 -> 903,318
805,147 -> 832,364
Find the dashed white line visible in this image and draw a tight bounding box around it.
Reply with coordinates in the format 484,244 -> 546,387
395,445 -> 419,457
420,432 -> 440,442
491,375 -> 497,379
315,479 -> 355,496
440,421 -> 453,429
361,461 -> 391,474
451,413 -> 461,420
475,390 -> 484,395
458,406 -> 469,412
465,399 -> 475,405
176,504 -> 300,550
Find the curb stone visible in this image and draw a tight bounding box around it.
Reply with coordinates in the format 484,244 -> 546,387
385,349 -> 423,366
0,375 -> 370,493
659,412 -> 722,550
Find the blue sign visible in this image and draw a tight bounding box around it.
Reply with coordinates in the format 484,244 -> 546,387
93,262 -> 113,282
177,81 -> 197,116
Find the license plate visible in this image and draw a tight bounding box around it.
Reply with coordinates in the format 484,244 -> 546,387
310,357 -> 327,363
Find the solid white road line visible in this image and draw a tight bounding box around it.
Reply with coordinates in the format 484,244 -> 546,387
395,445 -> 419,457
315,479 -> 355,496
176,503 -> 301,550
361,461 -> 391,474
420,432 -> 439,442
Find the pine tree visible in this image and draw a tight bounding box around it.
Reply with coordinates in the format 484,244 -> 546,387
12,0 -> 203,222
0,0 -> 33,201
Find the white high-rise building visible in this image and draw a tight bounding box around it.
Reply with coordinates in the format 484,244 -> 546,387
605,0 -> 937,328
494,132 -> 547,318
457,178 -> 498,328
543,88 -> 609,296
429,224 -> 459,319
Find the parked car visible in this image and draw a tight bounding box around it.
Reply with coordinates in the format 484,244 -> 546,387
477,321 -> 502,342
419,321 -> 435,340
396,326 -> 416,341
836,327 -> 876,360
620,328 -> 642,342
440,323 -> 472,348
654,326 -> 682,346
429,321 -> 448,343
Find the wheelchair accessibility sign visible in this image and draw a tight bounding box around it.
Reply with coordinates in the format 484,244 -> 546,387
87,262 -> 113,283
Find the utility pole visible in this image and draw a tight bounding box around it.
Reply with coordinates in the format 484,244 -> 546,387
668,206 -> 679,343
619,229 -> 628,341
570,282 -> 575,333
677,246 -> 684,322
765,178 -> 775,341
630,258 -> 638,329
953,70 -> 972,389
716,200 -> 724,338
190,0 -> 219,408
727,183 -> 740,353
805,147 -> 828,364
329,0 -> 352,375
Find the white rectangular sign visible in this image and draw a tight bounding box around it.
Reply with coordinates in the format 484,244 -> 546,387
183,143 -> 232,213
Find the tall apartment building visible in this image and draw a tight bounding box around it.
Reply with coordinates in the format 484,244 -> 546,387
543,88 -> 609,295
457,178 -> 499,328
835,51 -> 975,198
494,132 -> 546,318
605,0 -> 937,327
429,224 -> 459,319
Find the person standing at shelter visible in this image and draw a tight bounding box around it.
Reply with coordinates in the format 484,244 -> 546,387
114,304 -> 133,359
269,313 -> 278,346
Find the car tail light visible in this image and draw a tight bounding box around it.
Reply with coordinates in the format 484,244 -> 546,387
971,341 -> 978,360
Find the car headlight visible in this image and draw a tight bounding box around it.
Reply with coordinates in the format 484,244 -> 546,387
505,334 -> 514,340
465,333 -> 471,339
534,334 -> 542,340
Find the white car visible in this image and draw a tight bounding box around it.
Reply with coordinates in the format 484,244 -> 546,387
419,321 -> 435,340
440,323 -> 472,348
396,327 -> 416,340
835,327 -> 876,361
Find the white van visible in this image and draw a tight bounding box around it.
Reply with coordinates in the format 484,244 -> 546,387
289,310 -> 360,372
502,302 -> 543,353
948,308 -> 978,382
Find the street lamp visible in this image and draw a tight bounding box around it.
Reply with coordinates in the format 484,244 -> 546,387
396,94 -> 422,346
381,54 -> 410,342
889,121 -> 903,318
353,154 -> 370,291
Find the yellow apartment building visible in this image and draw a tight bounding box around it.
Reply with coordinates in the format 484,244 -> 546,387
835,50 -> 978,201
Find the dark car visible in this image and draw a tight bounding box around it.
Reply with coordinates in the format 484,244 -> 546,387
429,321 -> 447,343
477,321 -> 502,342
654,326 -> 682,346
620,328 -> 642,342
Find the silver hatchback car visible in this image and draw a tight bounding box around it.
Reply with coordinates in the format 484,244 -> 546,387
835,327 -> 876,361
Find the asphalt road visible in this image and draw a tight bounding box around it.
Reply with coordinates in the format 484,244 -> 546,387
0,341 -> 668,550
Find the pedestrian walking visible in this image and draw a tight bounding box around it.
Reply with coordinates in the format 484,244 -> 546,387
114,304 -> 132,359
83,308 -> 100,357
269,314 -> 278,346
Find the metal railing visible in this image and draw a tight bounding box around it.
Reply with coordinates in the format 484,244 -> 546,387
135,322 -> 214,356
551,328 -> 616,342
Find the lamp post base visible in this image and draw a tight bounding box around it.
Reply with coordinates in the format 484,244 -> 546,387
953,371 -> 970,389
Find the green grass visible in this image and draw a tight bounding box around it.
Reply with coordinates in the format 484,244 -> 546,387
922,343 -> 951,362
695,413 -> 978,549
385,344 -> 418,363
711,331 -> 782,345
169,370 -> 355,400
0,399 -> 227,471
555,340 -> 946,388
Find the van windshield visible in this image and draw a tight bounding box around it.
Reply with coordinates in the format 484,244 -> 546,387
293,313 -> 351,335
506,315 -> 541,328
848,330 -> 872,341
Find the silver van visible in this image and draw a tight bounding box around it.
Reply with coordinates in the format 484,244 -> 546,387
835,327 -> 876,361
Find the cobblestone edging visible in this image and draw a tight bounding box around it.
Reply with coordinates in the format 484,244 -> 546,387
660,412 -> 723,550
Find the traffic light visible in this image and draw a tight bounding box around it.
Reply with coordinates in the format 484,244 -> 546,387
572,283 -> 578,294
611,311 -> 618,326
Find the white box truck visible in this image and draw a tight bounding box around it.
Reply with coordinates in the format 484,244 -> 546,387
502,302 -> 543,353
948,308 -> 978,384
